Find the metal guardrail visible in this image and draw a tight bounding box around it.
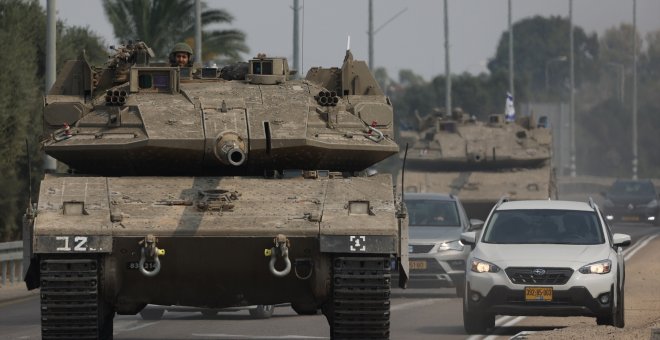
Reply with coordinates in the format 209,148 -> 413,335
0,241 -> 23,286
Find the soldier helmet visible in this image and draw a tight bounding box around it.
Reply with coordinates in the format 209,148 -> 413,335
169,43 -> 194,66
171,42 -> 193,56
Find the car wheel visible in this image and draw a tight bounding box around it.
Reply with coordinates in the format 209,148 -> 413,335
613,280 -> 625,328
249,305 -> 275,319
292,302 -> 320,315
463,294 -> 492,334
139,307 -> 165,320
455,277 -> 466,298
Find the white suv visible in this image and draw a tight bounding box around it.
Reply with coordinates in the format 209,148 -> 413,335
460,198 -> 630,334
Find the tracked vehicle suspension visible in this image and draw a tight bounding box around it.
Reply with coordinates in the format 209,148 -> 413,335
39,257 -> 114,340
326,256 -> 391,339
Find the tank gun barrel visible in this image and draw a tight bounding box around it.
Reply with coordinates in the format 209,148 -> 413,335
213,132 -> 247,167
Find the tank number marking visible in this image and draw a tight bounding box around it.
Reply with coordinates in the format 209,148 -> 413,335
127,262 -> 157,270
55,236 -> 95,251
349,236 -> 366,252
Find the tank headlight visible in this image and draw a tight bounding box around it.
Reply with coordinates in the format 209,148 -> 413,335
579,259 -> 611,274
470,258 -> 500,273
437,240 -> 464,252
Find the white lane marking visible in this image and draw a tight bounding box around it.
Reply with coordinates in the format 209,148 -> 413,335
625,234 -> 659,261
467,232 -> 660,339
114,320 -> 160,333
192,334 -> 328,339
390,298 -> 447,311
483,316 -> 525,340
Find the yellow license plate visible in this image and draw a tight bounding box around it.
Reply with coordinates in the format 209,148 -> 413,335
525,287 -> 553,302
622,216 -> 640,222
409,260 -> 427,270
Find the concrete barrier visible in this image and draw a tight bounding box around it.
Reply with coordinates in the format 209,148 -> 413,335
0,241 -> 23,286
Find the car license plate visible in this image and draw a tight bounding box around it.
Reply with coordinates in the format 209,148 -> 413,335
622,216 -> 639,222
409,260 -> 427,270
525,287 -> 552,302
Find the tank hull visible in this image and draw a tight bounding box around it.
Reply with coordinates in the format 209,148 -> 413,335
28,173 -> 403,316
401,167 -> 557,220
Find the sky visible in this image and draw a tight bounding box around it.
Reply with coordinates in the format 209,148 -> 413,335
41,0 -> 660,81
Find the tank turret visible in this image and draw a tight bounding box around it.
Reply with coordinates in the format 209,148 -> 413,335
25,42 -> 408,339
400,107 -> 557,219
41,46 -> 398,176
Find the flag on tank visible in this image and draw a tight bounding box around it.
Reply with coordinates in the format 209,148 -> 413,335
504,92 -> 515,122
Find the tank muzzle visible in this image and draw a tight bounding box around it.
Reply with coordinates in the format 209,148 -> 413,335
214,132 -> 247,166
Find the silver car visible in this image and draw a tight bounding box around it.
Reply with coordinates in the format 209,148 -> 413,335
404,193 -> 482,296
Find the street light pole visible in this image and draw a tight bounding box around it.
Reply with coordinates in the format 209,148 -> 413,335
44,0 -> 57,172
195,0 -> 202,64
367,2 -> 406,69
292,0 -> 301,73
444,0 -> 451,120
569,0 -> 576,177
632,0 -> 638,180
508,0 -> 514,99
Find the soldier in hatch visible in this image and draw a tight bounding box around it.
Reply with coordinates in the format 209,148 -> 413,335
169,42 -> 194,67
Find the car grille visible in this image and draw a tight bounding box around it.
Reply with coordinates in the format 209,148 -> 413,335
409,244 -> 434,253
505,267 -> 573,285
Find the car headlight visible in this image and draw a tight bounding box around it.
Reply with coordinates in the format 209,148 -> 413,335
437,240 -> 464,252
603,199 -> 614,207
647,199 -> 658,208
579,259 -> 612,274
470,258 -> 500,273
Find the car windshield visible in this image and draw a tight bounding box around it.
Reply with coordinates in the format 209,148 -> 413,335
406,199 -> 460,227
482,209 -> 605,245
608,181 -> 656,197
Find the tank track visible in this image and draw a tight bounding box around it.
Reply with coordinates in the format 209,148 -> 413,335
40,257 -> 113,340
329,256 -> 391,339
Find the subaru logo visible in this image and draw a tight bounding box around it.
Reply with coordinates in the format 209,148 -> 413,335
532,268 -> 546,276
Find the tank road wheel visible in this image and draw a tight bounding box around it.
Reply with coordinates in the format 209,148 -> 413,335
324,256 -> 391,339
292,302 -> 320,315
40,256 -> 115,340
139,307 -> 165,320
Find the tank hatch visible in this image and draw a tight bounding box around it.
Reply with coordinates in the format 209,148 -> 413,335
246,54 -> 289,85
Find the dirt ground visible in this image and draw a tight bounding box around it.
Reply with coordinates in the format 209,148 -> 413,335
523,235 -> 660,339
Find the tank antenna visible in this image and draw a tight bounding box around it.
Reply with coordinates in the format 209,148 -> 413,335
400,143 -> 409,203
346,35 -> 351,51
26,139 -> 33,213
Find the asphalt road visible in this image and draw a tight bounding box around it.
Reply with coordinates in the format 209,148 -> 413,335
0,222 -> 656,340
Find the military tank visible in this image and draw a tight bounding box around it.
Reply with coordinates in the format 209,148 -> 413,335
399,108 -> 557,220
22,41 -> 408,339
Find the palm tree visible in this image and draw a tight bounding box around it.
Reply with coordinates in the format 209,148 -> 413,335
102,0 -> 248,63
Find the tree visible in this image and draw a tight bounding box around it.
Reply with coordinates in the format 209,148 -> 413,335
0,0 -> 107,241
102,0 -> 249,63
488,16 -> 599,101
57,25 -> 109,67
0,0 -> 43,241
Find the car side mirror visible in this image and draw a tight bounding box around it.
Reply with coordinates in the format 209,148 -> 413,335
460,231 -> 477,246
469,219 -> 484,231
612,233 -> 631,247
